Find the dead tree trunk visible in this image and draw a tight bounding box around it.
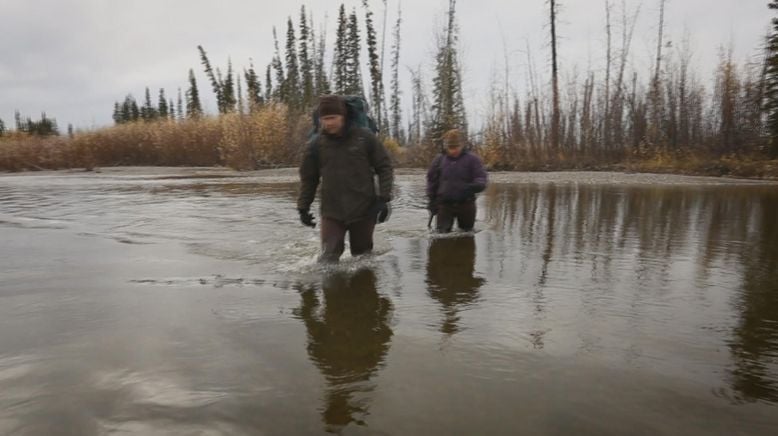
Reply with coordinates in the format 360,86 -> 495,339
549,0 -> 561,155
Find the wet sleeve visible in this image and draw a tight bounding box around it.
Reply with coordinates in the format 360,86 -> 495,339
427,155 -> 442,199
368,134 -> 394,201
297,141 -> 320,211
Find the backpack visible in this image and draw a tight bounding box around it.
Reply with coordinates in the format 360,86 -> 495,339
310,95 -> 379,137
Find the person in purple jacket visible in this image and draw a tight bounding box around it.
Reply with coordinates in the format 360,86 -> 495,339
426,129 -> 488,233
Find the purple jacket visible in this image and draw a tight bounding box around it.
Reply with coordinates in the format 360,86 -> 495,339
426,151 -> 488,203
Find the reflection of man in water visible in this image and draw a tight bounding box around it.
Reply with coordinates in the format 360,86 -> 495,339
295,269 -> 393,431
426,236 -> 486,336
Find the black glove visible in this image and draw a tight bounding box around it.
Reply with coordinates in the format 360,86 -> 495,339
464,183 -> 484,198
371,197 -> 391,224
467,183 -> 486,195
299,209 -> 316,228
378,202 -> 391,223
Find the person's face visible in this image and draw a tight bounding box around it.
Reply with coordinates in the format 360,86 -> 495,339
320,114 -> 345,135
446,144 -> 463,158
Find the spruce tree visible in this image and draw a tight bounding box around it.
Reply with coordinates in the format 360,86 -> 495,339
158,88 -> 169,119
429,0 -> 467,142
309,13 -> 319,93
121,95 -> 135,122
283,17 -> 301,109
265,64 -> 274,102
186,69 -> 203,118
244,61 -> 264,112
142,87 -> 158,121
130,98 -> 140,121
169,98 -> 175,120
315,21 -> 332,96
0,117 -> 5,136
271,27 -> 286,101
363,0 -> 384,125
345,10 -> 364,96
120,99 -> 128,123
141,88 -> 150,121
299,6 -> 315,108
765,0 -> 778,157
236,75 -> 244,114
41,113 -> 59,136
223,59 -> 237,113
198,45 -> 226,113
45,113 -> 59,136
333,5 -> 348,94
176,88 -> 184,120
113,102 -> 123,124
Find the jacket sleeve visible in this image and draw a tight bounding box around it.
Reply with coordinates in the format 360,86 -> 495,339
368,134 -> 394,201
426,155 -> 442,199
469,154 -> 488,193
297,140 -> 320,211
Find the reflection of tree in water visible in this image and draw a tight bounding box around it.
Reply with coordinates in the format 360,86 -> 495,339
729,193 -> 778,403
426,236 -> 486,336
295,269 -> 393,432
482,183 -> 778,397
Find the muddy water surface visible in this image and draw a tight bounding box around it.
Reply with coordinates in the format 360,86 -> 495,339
1,168 -> 777,435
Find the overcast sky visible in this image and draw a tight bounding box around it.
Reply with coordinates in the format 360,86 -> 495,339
0,0 -> 768,131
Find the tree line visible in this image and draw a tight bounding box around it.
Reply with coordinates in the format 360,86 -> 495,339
5,0 -> 778,167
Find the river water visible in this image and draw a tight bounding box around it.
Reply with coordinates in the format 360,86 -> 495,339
1,167 -> 777,435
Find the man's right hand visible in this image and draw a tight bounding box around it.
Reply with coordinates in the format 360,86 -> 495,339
299,209 -> 316,228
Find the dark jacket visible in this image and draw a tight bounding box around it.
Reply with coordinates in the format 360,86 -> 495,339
427,151 -> 488,203
298,126 -> 394,223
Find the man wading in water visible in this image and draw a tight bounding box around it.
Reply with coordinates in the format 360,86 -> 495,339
297,95 -> 394,263
426,129 -> 488,233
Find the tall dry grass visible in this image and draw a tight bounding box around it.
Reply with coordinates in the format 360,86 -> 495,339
0,132 -> 72,171
217,104 -> 295,169
1,103 -> 411,173
72,117 -> 224,169
0,104 -> 310,172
